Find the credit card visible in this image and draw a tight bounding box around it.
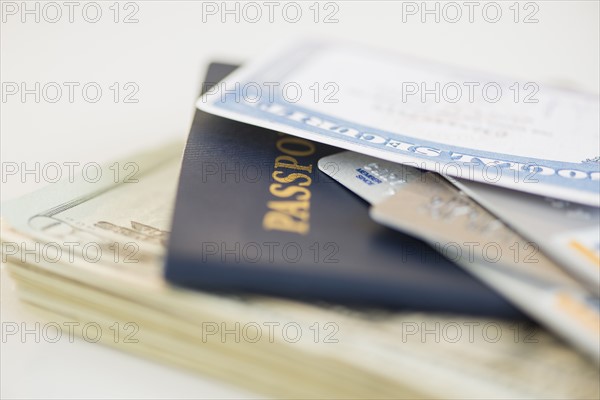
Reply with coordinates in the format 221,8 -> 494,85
318,151 -> 600,361
318,152 -> 590,291
198,38 -> 600,207
450,178 -> 600,294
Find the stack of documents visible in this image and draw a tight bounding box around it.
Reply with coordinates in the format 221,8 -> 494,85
2,40 -> 599,398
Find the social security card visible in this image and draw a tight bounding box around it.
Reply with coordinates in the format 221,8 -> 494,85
197,39 -> 600,207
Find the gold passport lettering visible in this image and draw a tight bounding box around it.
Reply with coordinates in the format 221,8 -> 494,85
263,136 -> 315,235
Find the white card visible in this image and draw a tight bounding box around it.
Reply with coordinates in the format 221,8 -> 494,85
450,178 -> 600,293
198,38 -> 600,206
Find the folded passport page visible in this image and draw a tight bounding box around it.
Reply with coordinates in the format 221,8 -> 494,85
165,63 -> 522,317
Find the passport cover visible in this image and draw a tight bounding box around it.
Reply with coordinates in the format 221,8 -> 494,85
165,63 -> 523,317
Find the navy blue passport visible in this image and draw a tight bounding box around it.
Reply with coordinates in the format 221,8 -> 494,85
165,63 -> 523,318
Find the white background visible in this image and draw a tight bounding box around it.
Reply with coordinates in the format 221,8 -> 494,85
1,1 -> 599,398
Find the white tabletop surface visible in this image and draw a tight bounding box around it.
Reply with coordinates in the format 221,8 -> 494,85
1,1 -> 598,398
